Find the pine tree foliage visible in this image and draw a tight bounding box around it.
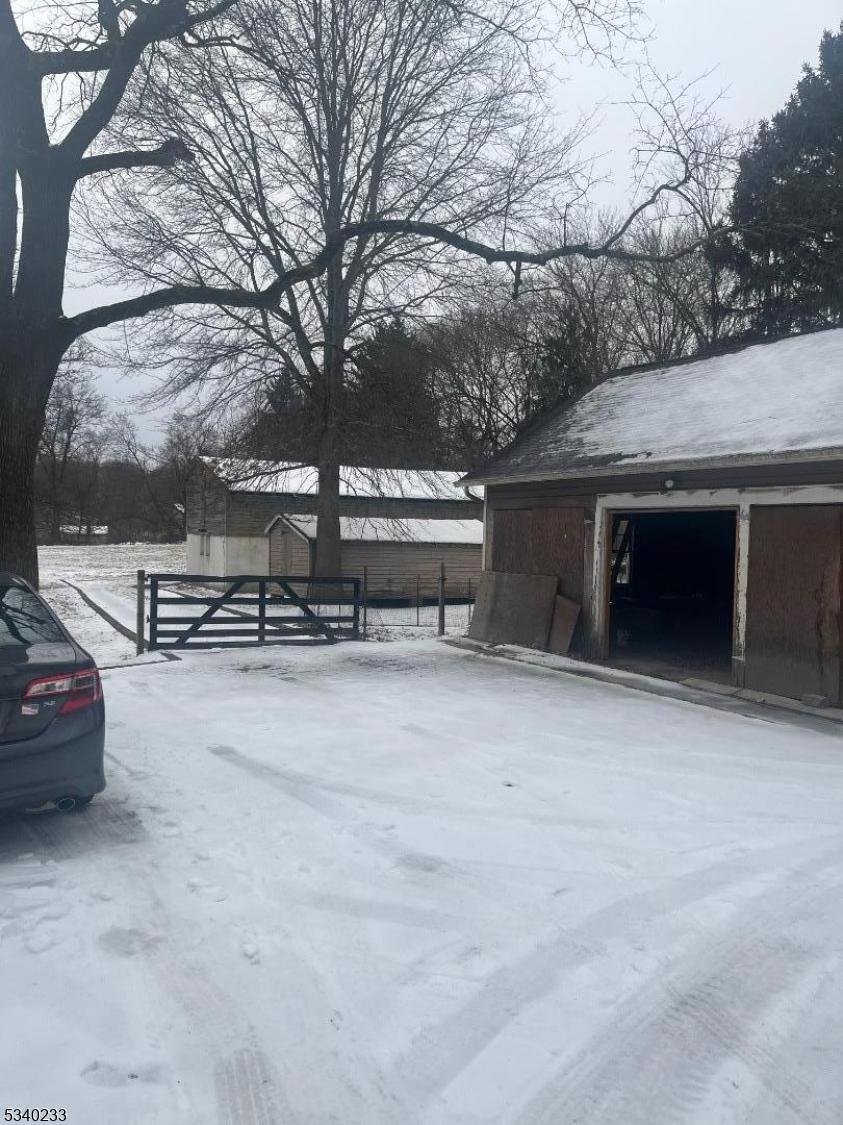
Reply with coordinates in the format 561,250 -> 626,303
729,25 -> 843,333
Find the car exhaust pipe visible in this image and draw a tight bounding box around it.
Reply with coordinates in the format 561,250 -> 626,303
55,796 -> 77,812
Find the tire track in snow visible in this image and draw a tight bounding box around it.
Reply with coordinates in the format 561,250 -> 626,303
394,837 -> 843,1112
207,743 -> 341,817
90,854 -> 298,1125
742,954 -> 843,1125
514,869 -> 843,1125
105,679 -> 427,1123
0,798 -> 147,862
214,1048 -> 278,1125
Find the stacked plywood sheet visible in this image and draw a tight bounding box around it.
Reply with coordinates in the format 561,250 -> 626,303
468,572 -> 580,653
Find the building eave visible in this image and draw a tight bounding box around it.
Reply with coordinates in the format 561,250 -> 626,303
463,447 -> 843,489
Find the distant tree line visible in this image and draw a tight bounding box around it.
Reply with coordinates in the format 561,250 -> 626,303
35,371 -> 222,544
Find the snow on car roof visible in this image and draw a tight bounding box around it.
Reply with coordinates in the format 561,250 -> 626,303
206,459 -> 472,501
465,328 -> 843,484
272,515 -> 483,545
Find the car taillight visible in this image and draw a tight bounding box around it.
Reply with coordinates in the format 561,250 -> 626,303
23,669 -> 102,714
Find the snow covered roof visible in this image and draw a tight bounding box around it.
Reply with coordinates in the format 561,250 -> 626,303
206,459 -> 473,502
464,329 -> 843,485
269,515 -> 483,545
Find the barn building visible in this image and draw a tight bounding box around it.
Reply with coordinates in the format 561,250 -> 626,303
186,460 -> 483,594
464,329 -> 843,707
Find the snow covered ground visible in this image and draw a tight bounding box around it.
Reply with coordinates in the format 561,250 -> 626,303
1,639 -> 842,1124
38,544 -> 187,665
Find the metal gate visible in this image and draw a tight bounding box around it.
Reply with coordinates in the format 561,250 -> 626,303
145,573 -> 361,650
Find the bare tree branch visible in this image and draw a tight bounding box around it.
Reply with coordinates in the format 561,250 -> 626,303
66,211 -> 715,340
78,138 -> 195,177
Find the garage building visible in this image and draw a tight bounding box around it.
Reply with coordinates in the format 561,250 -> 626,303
464,329 -> 843,707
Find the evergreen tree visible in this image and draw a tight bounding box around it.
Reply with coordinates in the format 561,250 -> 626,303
535,306 -> 600,416
729,26 -> 843,333
346,320 -> 443,466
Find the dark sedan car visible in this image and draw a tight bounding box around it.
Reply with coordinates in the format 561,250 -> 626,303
0,573 -> 105,812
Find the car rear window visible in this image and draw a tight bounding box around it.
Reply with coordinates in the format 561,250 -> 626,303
0,586 -> 64,646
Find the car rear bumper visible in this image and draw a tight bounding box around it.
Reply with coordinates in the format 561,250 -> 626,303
0,709 -> 106,811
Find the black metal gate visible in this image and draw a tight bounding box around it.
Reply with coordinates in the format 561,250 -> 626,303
146,574 -> 361,649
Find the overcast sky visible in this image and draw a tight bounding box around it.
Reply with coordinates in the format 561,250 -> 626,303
558,0 -> 841,205
84,0 -> 842,445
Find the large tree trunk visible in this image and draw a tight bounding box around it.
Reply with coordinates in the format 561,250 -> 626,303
0,347 -> 59,586
314,450 -> 342,576
0,421 -> 42,585
313,248 -> 346,577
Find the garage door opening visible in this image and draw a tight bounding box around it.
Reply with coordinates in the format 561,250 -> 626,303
608,509 -> 736,682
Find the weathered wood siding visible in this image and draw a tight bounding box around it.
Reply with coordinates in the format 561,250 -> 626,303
340,542 -> 482,595
268,526 -> 481,594
268,526 -> 311,575
490,506 -> 587,603
745,505 -> 842,704
186,467 -> 228,534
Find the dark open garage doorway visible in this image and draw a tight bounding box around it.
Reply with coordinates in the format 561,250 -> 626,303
608,509 -> 737,683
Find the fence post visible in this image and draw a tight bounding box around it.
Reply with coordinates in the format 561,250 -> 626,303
149,576 -> 158,651
416,574 -> 421,627
438,562 -> 446,636
351,578 -> 361,640
468,576 -> 473,626
258,580 -> 266,644
362,566 -> 368,640
136,569 -> 145,655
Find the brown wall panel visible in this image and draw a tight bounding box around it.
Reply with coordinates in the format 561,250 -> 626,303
745,505 -> 842,703
491,507 -> 585,602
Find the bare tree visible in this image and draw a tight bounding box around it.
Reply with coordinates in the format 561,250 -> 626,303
97,0 -> 587,571
36,346 -> 109,542
422,295 -> 544,462
0,0 -> 711,583
616,84 -> 748,356
159,410 -> 227,535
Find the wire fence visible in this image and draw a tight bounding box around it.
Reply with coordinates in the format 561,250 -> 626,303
360,571 -> 477,637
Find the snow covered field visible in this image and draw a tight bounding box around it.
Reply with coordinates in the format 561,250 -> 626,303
39,543 -> 186,665
2,639 -> 843,1124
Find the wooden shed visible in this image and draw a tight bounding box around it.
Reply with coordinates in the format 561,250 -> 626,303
266,515 -> 483,598
185,459 -> 483,592
464,328 -> 843,708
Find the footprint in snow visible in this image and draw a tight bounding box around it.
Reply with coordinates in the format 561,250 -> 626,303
241,940 -> 260,964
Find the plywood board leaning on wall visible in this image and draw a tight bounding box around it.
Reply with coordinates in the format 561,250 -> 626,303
468,572 -> 558,649
547,595 -> 581,655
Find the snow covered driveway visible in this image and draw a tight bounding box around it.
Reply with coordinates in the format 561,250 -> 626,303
2,641 -> 843,1124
